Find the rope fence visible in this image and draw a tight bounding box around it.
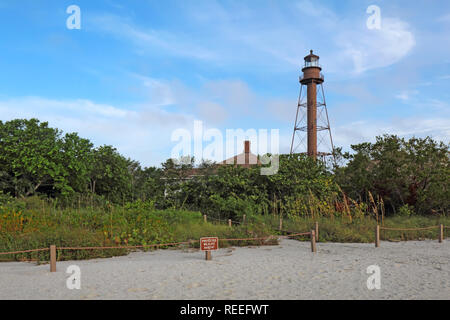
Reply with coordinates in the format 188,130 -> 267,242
219,232 -> 311,242
0,248 -> 49,256
0,220 -> 447,271
58,241 -> 196,251
0,229 -> 316,271
204,214 -> 319,240
375,224 -> 446,247
204,214 -> 317,242
0,233 -> 312,255
380,226 -> 439,231
204,214 -> 243,226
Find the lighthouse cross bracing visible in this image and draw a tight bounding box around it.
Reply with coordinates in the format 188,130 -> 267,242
290,50 -> 336,164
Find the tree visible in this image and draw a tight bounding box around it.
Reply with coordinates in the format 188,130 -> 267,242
335,135 -> 449,215
0,119 -> 67,197
61,132 -> 94,194
88,145 -> 133,203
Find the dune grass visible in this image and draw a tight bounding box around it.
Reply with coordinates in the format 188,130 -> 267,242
265,214 -> 450,243
0,197 -> 448,262
0,201 -> 278,262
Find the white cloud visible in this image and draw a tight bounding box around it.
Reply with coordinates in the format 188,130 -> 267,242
87,2 -> 416,76
264,114 -> 450,156
203,80 -> 256,115
395,90 -> 419,102
335,19 -> 415,74
90,14 -> 216,60
0,97 -> 131,118
130,74 -> 178,107
196,101 -> 228,124
0,96 -> 195,167
334,117 -> 450,150
0,77 -> 292,165
295,1 -> 415,74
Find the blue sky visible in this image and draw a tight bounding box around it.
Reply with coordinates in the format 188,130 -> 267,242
0,0 -> 449,167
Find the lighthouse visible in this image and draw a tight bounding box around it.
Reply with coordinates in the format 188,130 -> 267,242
290,50 -> 335,162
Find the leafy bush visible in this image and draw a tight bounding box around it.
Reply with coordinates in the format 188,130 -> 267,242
398,204 -> 413,216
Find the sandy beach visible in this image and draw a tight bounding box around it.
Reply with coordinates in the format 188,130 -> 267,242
0,239 -> 449,300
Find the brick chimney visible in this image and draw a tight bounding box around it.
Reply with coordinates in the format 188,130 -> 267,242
244,140 -> 250,154
244,140 -> 250,166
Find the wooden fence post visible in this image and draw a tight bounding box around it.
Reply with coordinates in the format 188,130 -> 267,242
315,222 -> 319,242
279,216 -> 283,231
310,231 -> 317,253
439,224 -> 443,243
243,214 -> 246,224
205,251 -> 212,261
375,225 -> 380,248
228,219 -> 232,227
203,215 -> 207,223
50,245 -> 56,272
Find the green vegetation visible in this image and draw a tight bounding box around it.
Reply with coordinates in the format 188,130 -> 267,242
0,118 -> 448,261
334,135 -> 449,215
0,197 -> 277,262
280,215 -> 450,243
0,197 -> 448,262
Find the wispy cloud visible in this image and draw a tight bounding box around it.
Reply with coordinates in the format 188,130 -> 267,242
295,0 -> 416,74
90,14 -> 216,60
437,13 -> 450,22
334,117 -> 450,150
338,18 -> 415,74
129,74 -> 179,107
395,90 -> 419,102
87,2 -> 415,75
296,0 -> 338,27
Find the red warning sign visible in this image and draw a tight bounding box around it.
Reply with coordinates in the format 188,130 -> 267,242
200,237 -> 219,251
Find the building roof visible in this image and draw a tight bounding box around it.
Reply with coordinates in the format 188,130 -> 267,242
164,140 -> 261,181
221,140 -> 261,168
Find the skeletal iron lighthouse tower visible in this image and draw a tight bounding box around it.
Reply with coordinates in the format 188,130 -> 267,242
290,50 -> 335,164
